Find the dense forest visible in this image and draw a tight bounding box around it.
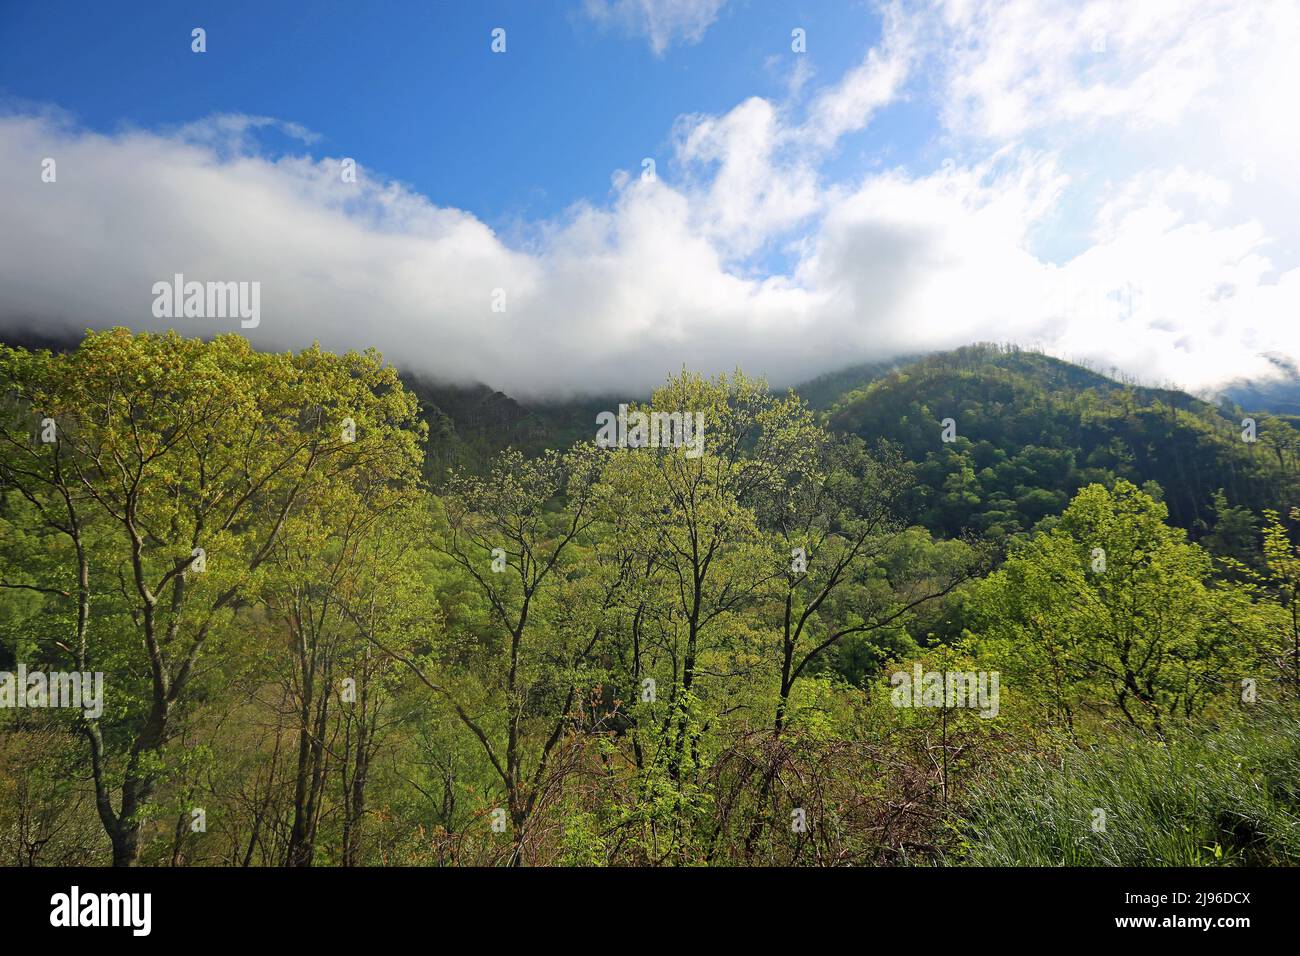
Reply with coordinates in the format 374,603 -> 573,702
2,329 -> 1299,866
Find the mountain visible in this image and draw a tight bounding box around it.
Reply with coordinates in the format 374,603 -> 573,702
413,342 -> 1300,544
5,329 -> 1296,541
1218,354 -> 1300,415
404,376 -> 617,482
821,344 -> 1299,540
790,355 -> 919,410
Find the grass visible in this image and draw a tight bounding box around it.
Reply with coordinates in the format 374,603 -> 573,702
952,704 -> 1300,866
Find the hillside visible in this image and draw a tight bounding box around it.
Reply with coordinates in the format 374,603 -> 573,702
823,344 -> 1299,541
1219,354 -> 1300,414
4,329 -> 1300,874
455,343 -> 1299,544
5,328 -> 1295,542
404,377 -> 620,483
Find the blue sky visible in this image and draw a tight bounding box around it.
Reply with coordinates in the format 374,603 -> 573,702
1,1 -> 892,227
1,1 -> 1298,397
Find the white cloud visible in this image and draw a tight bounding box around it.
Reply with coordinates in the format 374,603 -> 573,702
2,1 -> 1299,399
1046,169 -> 1300,390
801,0 -> 918,148
582,0 -> 728,55
673,97 -> 823,258
934,0 -> 1258,140
798,151 -> 1068,355
0,111 -> 823,398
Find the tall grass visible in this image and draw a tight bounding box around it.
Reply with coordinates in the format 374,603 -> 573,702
953,705 -> 1300,865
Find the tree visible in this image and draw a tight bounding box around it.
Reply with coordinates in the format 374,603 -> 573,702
1261,507 -> 1300,696
1202,488 -> 1261,571
0,330 -> 424,864
380,444 -> 612,864
767,437 -> 978,732
968,480 -> 1267,732
599,373 -> 808,785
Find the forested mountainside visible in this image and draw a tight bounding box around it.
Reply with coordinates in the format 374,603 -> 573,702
414,342 -> 1299,551
1220,354 -> 1300,415
821,344 -> 1299,543
406,377 -> 615,480
3,329 -> 1300,868
4,331 -> 1294,548
781,355 -> 920,411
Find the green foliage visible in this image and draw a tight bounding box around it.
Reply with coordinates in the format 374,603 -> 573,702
956,706 -> 1300,866
0,329 -> 425,864
967,480 -> 1272,731
2,331 -> 1298,867
825,344 -> 1297,541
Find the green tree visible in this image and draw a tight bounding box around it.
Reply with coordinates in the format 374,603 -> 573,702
969,480 -> 1267,732
1261,507 -> 1300,696
384,445 -> 613,864
0,330 -> 424,864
